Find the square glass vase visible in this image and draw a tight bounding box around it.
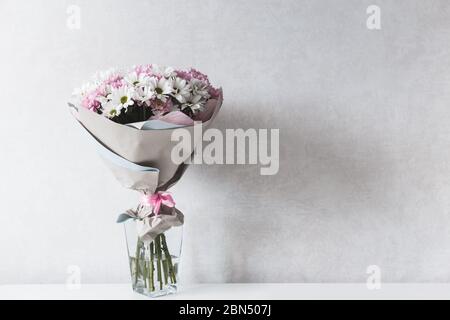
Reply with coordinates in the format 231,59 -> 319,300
123,221 -> 183,298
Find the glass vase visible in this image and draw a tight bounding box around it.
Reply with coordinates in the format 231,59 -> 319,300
123,220 -> 183,298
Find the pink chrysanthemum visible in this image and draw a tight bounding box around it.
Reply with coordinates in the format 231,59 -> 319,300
81,92 -> 101,111
175,70 -> 192,81
135,64 -> 153,76
104,75 -> 124,89
208,87 -> 221,99
189,68 -> 210,83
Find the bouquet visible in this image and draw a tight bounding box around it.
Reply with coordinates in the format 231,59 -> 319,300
69,64 -> 222,297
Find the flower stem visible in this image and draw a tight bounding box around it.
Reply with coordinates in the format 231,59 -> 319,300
142,252 -> 148,288
161,233 -> 176,283
162,259 -> 168,285
134,240 -> 142,286
155,235 -> 163,290
150,242 -> 155,291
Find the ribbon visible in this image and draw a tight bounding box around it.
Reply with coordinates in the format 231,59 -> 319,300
141,191 -> 175,215
116,192 -> 180,243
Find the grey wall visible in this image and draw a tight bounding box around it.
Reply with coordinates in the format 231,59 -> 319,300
1,0 -> 450,284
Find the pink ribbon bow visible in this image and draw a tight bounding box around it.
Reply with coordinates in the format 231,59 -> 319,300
141,191 -> 175,215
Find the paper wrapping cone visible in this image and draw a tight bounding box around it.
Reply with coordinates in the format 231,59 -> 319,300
75,91 -> 222,191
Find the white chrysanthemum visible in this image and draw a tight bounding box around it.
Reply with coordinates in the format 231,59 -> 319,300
135,86 -> 155,105
148,77 -> 173,102
124,71 -> 151,87
182,94 -> 205,113
93,67 -> 119,82
162,66 -> 175,78
95,94 -> 109,106
106,85 -> 135,111
102,101 -> 122,118
190,79 -> 210,99
152,65 -> 176,78
171,77 -> 190,103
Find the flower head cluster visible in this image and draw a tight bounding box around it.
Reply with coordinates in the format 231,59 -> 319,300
72,65 -> 220,123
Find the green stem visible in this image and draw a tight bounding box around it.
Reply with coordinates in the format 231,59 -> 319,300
155,235 -> 163,290
150,242 -> 155,291
142,252 -> 147,288
162,259 -> 168,285
161,233 -> 176,283
146,260 -> 150,290
134,240 -> 142,286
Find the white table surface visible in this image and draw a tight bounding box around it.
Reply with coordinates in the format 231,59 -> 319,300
1,283 -> 450,300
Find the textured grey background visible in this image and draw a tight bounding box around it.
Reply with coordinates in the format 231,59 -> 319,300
1,0 -> 450,284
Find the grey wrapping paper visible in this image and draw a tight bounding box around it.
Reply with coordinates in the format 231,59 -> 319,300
119,205 -> 185,243
76,92 -> 222,188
